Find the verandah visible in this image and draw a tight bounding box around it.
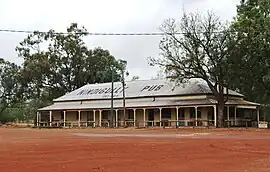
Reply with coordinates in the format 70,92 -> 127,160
36,105 -> 260,128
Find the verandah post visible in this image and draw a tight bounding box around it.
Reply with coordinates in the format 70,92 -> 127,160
234,107 -> 237,126
227,106 -> 230,128
78,111 -> 81,128
63,111 -> 66,127
99,110 -> 102,127
176,107 -> 179,128
36,112 -> 39,127
143,108 -> 146,127
133,109 -> 136,127
257,108 -> 260,128
195,107 -> 198,127
159,108 -> 162,127
49,111 -> 52,127
213,105 -> 217,127
93,110 -> 96,128
115,109 -> 118,128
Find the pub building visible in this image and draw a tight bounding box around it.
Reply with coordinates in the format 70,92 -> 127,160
37,78 -> 261,128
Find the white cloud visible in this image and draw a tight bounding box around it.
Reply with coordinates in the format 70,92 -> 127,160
0,0 -> 240,80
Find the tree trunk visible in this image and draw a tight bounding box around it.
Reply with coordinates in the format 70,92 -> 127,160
217,104 -> 225,128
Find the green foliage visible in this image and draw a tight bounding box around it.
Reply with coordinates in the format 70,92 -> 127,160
0,103 -> 24,124
0,99 -> 52,124
16,23 -> 122,101
0,58 -> 25,121
0,23 -> 125,123
230,0 -> 270,104
23,98 -> 52,122
261,105 -> 270,121
0,111 -> 16,124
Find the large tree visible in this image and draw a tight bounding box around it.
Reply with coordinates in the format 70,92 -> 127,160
16,23 -> 122,101
0,58 -> 25,121
149,12 -> 239,127
229,0 -> 270,105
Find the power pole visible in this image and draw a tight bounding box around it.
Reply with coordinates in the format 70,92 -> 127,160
119,60 -> 128,128
122,69 -> 126,128
111,67 -> 114,128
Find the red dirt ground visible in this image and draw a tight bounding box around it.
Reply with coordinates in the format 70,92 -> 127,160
0,128 -> 269,172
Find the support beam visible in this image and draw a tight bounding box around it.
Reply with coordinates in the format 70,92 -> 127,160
93,110 -> 96,128
257,108 -> 260,128
133,109 -> 136,127
99,110 -> 102,127
213,106 -> 217,127
115,110 -> 118,128
159,108 -> 162,127
63,111 -> 66,127
78,111 -> 81,127
176,107 -> 179,128
143,108 -> 146,127
49,111 -> 52,127
195,107 -> 198,127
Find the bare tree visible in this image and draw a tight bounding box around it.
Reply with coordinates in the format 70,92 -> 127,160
149,12 -> 239,127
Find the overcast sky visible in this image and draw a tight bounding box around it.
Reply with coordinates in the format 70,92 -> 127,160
0,0 -> 240,80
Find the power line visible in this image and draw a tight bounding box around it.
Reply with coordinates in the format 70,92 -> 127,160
0,28 -> 234,36
0,29 -> 166,36
87,32 -> 165,36
0,29 -> 34,34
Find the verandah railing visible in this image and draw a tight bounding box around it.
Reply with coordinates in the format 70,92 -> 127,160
37,119 -> 263,128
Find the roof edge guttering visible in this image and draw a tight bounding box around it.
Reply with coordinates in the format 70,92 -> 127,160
53,78 -> 243,102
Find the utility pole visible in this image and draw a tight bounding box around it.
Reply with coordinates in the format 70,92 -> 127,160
111,66 -> 114,128
122,69 -> 126,128
119,60 -> 128,128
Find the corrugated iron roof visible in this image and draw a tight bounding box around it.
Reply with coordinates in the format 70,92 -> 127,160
39,99 -> 214,111
53,78 -> 243,102
39,98 -> 258,111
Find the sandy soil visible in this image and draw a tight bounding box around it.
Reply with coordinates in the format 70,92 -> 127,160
0,128 -> 269,172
